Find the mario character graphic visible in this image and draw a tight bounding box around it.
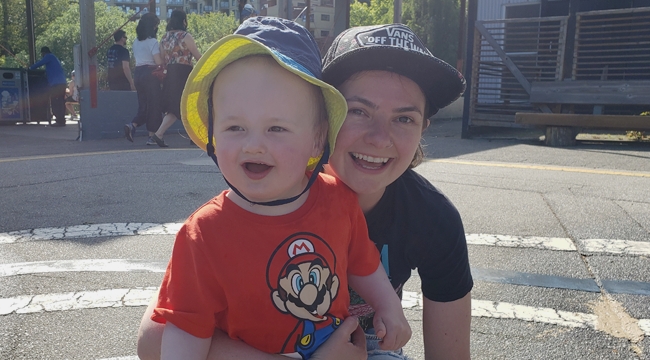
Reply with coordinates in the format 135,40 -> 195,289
266,232 -> 342,359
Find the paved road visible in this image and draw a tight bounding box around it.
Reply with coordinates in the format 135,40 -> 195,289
1,119 -> 649,359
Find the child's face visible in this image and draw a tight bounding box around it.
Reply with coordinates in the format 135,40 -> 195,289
211,56 -> 324,204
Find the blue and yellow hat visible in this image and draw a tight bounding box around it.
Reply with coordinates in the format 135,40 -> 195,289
181,17 -> 347,170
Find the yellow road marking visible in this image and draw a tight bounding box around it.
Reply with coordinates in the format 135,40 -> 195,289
0,148 -> 197,163
427,159 -> 650,178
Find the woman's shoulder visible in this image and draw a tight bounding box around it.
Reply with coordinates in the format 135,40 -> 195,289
393,169 -> 462,220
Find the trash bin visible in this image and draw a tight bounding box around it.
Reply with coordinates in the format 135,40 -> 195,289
26,69 -> 50,124
0,68 -> 27,123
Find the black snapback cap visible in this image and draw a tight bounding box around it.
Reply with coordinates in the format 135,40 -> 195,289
322,24 -> 466,118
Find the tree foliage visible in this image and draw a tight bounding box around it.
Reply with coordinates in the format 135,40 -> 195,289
350,0 -> 393,27
3,2 -> 237,86
185,12 -> 238,54
402,0 -> 460,65
0,0 -> 68,62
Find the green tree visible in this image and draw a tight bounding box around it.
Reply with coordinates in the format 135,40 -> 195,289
402,0 -> 460,65
0,0 -> 68,60
186,12 -> 238,54
33,2 -> 136,80
350,0 -> 393,27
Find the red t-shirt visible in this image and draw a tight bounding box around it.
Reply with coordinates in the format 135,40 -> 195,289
153,174 -> 380,356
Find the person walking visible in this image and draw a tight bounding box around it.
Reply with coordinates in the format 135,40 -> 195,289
65,70 -> 79,119
151,9 -> 201,147
124,13 -> 164,145
107,29 -> 135,91
29,47 -> 67,127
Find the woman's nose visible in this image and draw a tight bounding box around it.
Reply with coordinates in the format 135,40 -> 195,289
364,118 -> 393,149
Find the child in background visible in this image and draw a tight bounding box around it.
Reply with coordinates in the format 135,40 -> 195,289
151,17 -> 410,359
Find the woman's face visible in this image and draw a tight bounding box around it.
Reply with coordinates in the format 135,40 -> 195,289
327,70 -> 427,198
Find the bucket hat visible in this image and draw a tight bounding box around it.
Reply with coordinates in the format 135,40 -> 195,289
322,24 -> 466,118
181,17 -> 347,206
181,16 -> 346,168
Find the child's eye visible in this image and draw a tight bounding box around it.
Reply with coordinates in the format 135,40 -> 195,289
226,125 -> 244,131
269,126 -> 286,132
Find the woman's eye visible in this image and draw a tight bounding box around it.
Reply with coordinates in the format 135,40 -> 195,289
348,108 -> 365,116
396,116 -> 414,124
269,126 -> 286,132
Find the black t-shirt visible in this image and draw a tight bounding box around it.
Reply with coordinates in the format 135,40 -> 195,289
365,169 -> 473,302
106,44 -> 131,90
352,169 -> 473,329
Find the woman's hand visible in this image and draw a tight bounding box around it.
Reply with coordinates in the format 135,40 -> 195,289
310,316 -> 368,360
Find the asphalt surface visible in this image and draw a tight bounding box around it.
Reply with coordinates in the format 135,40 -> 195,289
0,118 -> 649,359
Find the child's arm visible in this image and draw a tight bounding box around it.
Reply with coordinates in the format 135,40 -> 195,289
348,264 -> 412,350
161,322 -> 211,360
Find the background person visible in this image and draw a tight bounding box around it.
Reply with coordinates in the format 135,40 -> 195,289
124,13 -> 163,145
137,23 -> 472,360
151,9 -> 201,148
106,29 -> 136,91
65,70 -> 79,119
29,46 -> 67,127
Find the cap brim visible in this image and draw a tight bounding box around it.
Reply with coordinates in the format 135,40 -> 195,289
322,46 -> 466,117
181,35 -> 346,165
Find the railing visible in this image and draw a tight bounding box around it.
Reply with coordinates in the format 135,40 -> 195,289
470,16 -> 568,126
573,7 -> 650,81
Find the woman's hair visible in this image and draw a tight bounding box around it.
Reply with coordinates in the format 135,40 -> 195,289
166,10 -> 187,32
136,13 -> 160,41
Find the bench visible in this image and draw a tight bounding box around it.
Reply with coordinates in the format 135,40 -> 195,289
515,80 -> 650,146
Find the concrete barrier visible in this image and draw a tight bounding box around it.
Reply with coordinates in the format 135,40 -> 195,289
79,89 -> 185,141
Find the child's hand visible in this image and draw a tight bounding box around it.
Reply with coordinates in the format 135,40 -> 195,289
372,308 -> 412,350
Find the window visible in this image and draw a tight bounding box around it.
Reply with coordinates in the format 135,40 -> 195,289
321,14 -> 329,21
320,30 -> 329,37
321,0 -> 332,6
156,6 -> 160,15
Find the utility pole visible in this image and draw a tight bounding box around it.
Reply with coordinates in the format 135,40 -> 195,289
305,0 -> 311,31
25,0 -> 36,64
80,0 -> 97,107
149,0 -> 155,14
393,0 -> 401,23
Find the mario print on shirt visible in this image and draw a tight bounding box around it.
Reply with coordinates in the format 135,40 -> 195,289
266,232 -> 342,359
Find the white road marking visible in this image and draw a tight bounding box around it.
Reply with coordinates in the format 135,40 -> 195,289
581,239 -> 650,256
2,224 -> 649,256
466,234 -> 576,251
1,289 -> 648,337
0,259 -> 166,277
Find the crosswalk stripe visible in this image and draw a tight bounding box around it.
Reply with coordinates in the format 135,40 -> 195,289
0,259 -> 167,277
2,289 -> 648,337
2,224 -> 649,256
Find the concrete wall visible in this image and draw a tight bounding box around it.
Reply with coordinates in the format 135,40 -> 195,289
79,90 -> 184,141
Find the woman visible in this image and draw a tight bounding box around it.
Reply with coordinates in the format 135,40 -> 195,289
124,12 -> 163,145
137,23 -> 472,360
150,10 -> 202,147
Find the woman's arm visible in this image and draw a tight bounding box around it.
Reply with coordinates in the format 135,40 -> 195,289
422,293 -> 471,360
184,33 -> 202,61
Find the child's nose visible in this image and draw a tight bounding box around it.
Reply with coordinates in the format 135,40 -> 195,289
242,133 -> 266,154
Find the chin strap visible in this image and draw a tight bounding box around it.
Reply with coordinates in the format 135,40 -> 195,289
206,94 -> 328,207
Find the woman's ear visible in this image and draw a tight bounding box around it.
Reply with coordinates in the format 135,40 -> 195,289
423,118 -> 431,132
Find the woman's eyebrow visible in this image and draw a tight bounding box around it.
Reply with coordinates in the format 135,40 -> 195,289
395,106 -> 422,115
345,96 -> 377,110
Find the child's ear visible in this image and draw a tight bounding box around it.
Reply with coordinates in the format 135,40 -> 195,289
311,127 -> 328,159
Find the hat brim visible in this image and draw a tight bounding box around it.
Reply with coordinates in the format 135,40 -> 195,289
181,35 -> 346,168
322,46 -> 466,117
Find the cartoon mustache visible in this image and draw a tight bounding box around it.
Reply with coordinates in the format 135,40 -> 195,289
287,285 -> 327,314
